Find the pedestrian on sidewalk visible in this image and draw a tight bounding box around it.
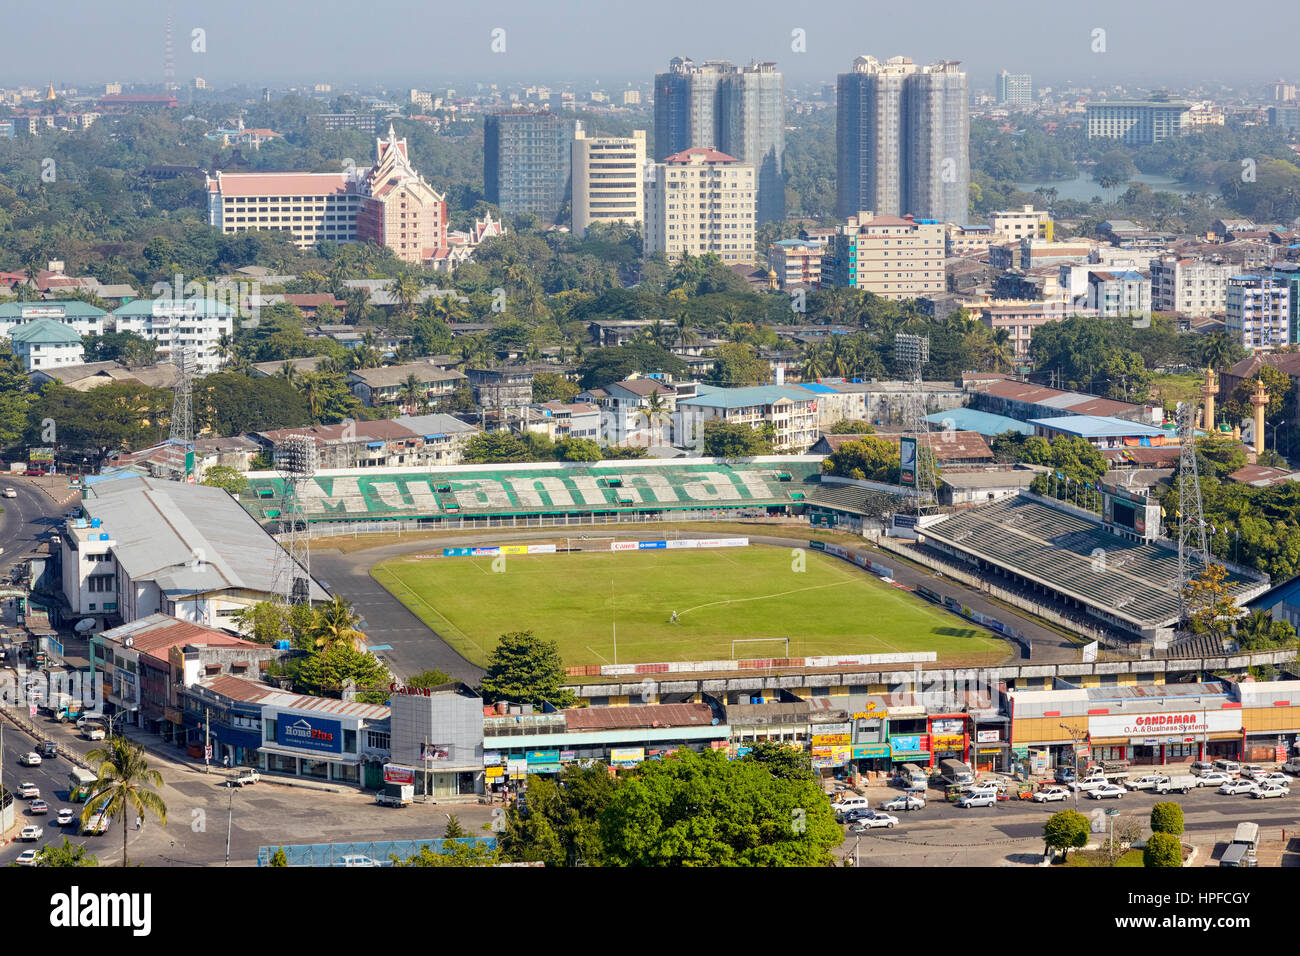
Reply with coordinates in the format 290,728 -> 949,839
135,816 -> 142,831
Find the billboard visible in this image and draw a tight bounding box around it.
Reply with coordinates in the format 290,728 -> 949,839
610,747 -> 644,766
277,714 -> 342,754
899,436 -> 917,486
383,764 -> 415,785
27,447 -> 54,463
421,743 -> 452,761
1088,710 -> 1241,738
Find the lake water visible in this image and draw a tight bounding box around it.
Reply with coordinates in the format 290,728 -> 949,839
1014,173 -> 1197,203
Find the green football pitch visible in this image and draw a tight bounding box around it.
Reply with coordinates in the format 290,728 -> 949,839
371,545 -> 1009,668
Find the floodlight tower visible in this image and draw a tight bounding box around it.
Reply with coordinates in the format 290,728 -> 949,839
1175,400 -> 1210,623
274,435 -> 317,606
895,332 -> 937,515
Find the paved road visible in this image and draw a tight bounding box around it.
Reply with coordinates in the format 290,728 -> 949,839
0,709 -> 502,866
313,522 -> 1082,683
0,478 -> 69,576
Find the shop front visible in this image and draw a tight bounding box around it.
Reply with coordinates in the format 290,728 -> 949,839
850,701 -> 890,773
1088,709 -> 1244,768
972,727 -> 1009,773
928,716 -> 968,769
258,704 -> 391,786
810,721 -> 854,778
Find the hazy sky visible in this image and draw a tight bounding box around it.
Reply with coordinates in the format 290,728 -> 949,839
7,0 -> 1297,93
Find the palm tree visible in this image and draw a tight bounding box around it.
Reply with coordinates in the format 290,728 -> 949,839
1200,333 -> 1234,374
298,372 -> 325,421
278,360 -> 299,387
991,328 -> 1015,373
349,344 -> 384,370
640,389 -> 670,446
400,372 -> 423,412
213,331 -> 234,369
80,736 -> 167,868
646,319 -> 672,349
311,595 -> 365,651
674,310 -> 698,350
800,344 -> 827,381
387,274 -> 422,320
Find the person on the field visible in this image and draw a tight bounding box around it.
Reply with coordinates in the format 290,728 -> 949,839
670,610 -> 678,624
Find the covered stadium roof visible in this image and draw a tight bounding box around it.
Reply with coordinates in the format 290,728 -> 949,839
240,457 -> 823,523
921,494 -> 1267,632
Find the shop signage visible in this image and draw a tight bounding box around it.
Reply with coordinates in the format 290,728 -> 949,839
1089,710 -> 1241,738
931,718 -> 965,736
277,715 -> 341,754
890,735 -> 930,757
811,745 -> 852,768
560,750 -> 577,763
811,733 -> 851,747
528,751 -> 560,764
852,704 -> 888,721
485,766 -> 504,779
1030,750 -> 1048,774
811,721 -> 852,737
388,683 -> 441,697
931,734 -> 965,751
507,759 -> 528,777
383,764 -> 415,785
610,747 -> 644,766
853,743 -> 890,759
483,751 -> 502,766
976,730 -> 1001,743
1011,745 -> 1029,758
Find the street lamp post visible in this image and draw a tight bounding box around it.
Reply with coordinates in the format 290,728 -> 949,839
225,780 -> 234,867
1060,723 -> 1083,810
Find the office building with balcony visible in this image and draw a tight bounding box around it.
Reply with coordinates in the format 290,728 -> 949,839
1085,99 -> 1191,144
1227,274 -> 1291,350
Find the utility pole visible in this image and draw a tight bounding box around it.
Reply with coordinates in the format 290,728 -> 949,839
204,706 -> 211,774
225,781 -> 234,866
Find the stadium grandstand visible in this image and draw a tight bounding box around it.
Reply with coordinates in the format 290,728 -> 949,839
916,492 -> 1269,641
240,456 -> 822,527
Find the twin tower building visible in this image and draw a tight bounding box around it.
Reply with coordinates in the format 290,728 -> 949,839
652,54 -> 969,228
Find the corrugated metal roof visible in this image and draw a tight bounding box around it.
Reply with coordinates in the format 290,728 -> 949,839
562,703 -> 715,731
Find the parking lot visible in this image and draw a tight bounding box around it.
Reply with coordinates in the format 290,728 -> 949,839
835,770 -> 1300,867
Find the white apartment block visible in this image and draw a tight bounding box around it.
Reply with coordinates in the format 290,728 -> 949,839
572,129 -> 645,237
644,147 -> 756,264
675,385 -> 819,453
111,299 -> 236,375
823,213 -> 946,299
206,171 -> 363,248
989,205 -> 1052,242
1149,256 -> 1233,316
1227,275 -> 1291,350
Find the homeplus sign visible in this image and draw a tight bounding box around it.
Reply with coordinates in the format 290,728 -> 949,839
276,714 -> 343,754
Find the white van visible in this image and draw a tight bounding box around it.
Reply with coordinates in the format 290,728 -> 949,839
1214,759 -> 1242,778
833,796 -> 871,820
1282,758 -> 1300,776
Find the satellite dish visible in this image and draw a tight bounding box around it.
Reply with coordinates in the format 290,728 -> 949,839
124,636 -> 134,647
74,618 -> 96,633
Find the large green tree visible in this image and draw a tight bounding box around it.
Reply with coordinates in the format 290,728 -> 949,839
599,748 -> 842,866
293,643 -> 392,703
1043,809 -> 1090,859
81,736 -> 168,868
478,630 -> 575,709
701,420 -> 774,458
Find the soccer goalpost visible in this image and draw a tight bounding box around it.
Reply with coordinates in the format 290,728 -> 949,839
565,535 -> 616,553
731,637 -> 790,660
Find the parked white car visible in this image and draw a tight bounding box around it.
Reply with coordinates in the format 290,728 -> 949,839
1087,783 -> 1125,800
1241,765 -> 1268,781
1126,775 -> 1169,791
957,792 -> 997,808
879,794 -> 926,812
1197,771 -> 1233,788
851,810 -> 900,830
1256,772 -> 1290,788
1069,776 -> 1109,792
1218,779 -> 1259,796
1252,784 -> 1289,799
1033,786 -> 1070,803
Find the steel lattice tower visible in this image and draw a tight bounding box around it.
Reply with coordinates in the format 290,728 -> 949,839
163,13 -> 177,91
168,347 -> 195,481
895,333 -> 937,515
1175,400 -> 1209,622
273,435 -> 317,606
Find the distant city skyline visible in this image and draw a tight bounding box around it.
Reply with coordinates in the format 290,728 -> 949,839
2,0 -> 1298,93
